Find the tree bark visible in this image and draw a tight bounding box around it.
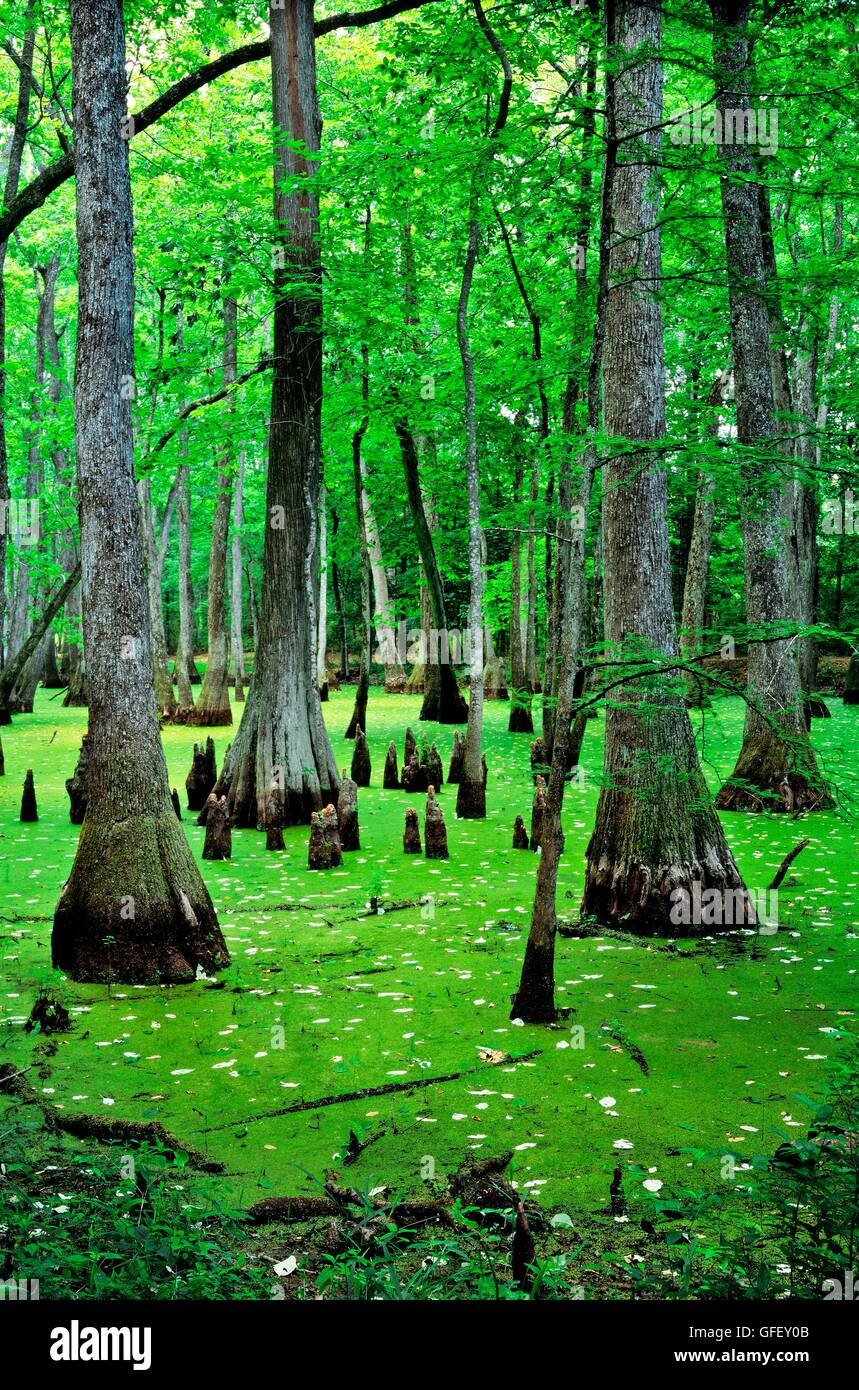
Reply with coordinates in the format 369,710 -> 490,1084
507,441 -> 531,731
397,419 -> 468,722
394,214 -> 466,723
52,0 -> 228,983
455,0 -> 512,816
231,447 -> 248,701
580,0 -> 751,937
212,0 -> 338,834
188,296 -> 237,725
0,565 -> 81,722
175,461 -> 196,714
316,480 -> 329,698
0,11 -> 35,665
679,368 -> 730,707
707,0 -> 830,811
346,336 -> 371,741
139,475 -> 177,716
362,461 -> 406,691
456,195 -> 486,818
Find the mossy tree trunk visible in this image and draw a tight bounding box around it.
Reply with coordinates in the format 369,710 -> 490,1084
707,0 -> 830,811
456,200 -> 486,818
315,479 -> 329,699
173,302 -> 195,716
346,327 -> 371,742
580,0 -> 751,937
397,210 -> 467,724
507,442 -> 532,732
52,0 -> 229,984
456,0 -> 511,820
362,459 -> 405,691
213,0 -> 338,834
0,16 -> 35,668
679,369 -> 729,707
231,444 -> 248,700
139,475 -> 177,718
188,296 -> 236,726
175,460 -> 196,714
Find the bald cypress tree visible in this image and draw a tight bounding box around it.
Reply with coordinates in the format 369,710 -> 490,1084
51,0 -> 229,983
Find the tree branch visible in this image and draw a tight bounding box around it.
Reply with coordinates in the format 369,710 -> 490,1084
0,0 -> 447,243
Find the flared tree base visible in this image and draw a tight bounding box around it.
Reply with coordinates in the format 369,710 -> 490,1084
420,664 -> 468,724
805,696 -> 830,720
214,686 -> 338,832
510,941 -> 559,1023
582,857 -> 753,937
185,704 -> 233,728
456,775 -> 486,819
52,809 -> 230,983
508,702 -> 534,734
714,734 -> 833,812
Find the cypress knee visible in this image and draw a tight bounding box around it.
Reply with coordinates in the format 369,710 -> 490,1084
447,731 -> 464,784
337,772 -> 359,851
530,776 -> 546,851
402,752 -> 428,793
204,736 -> 217,788
512,814 -> 529,849
351,726 -> 371,787
427,742 -> 444,789
424,786 -> 448,860
186,742 -> 215,811
308,811 -> 331,869
66,734 -> 91,825
404,726 -> 416,766
203,797 -> 232,860
20,769 -> 38,822
266,820 -> 285,851
530,738 -> 548,782
383,741 -> 400,789
322,804 -> 342,866
403,806 -> 421,854
171,788 -> 182,819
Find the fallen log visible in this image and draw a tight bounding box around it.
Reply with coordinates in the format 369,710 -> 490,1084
767,838 -> 811,892
198,1050 -> 543,1134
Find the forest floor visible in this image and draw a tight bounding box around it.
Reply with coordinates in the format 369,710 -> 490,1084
1,686 -> 857,1296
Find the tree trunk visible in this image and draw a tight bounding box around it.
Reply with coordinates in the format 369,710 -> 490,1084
139,475 -> 177,717
188,296 -> 236,726
397,209 -> 467,723
52,0 -> 228,983
454,0 -> 511,816
0,566 -> 81,722
175,461 -> 196,714
316,480 -> 329,699
679,368 -> 730,707
707,0 -> 830,811
580,0 -> 751,937
345,335 -> 371,741
330,502 -> 350,678
524,454 -> 539,693
212,0 -> 338,834
231,446 -> 247,701
508,444 -> 531,731
397,419 -> 468,723
456,202 -> 486,818
362,462 -> 406,691
0,13 -> 35,665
